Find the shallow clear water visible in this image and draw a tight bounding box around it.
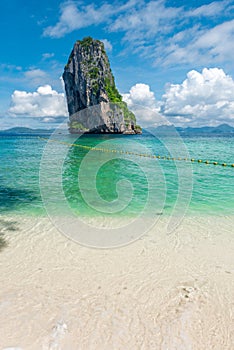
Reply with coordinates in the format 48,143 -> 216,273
0,133 -> 233,217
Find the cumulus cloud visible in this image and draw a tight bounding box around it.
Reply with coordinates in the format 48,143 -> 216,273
122,69 -> 234,127
7,68 -> 234,127
122,83 -> 156,108
9,85 -> 68,119
161,68 -> 234,126
122,83 -> 168,126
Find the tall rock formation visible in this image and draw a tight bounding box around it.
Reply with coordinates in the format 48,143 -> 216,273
63,37 -> 141,134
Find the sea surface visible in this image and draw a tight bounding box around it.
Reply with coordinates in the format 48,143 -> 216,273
0,132 -> 233,217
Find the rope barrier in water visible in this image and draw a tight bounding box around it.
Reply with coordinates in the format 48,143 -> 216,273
39,137 -> 234,168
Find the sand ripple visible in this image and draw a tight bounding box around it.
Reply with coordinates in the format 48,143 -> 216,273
0,215 -> 234,349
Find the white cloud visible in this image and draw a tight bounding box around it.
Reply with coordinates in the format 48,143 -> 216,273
0,62 -> 64,92
9,85 -> 68,118
42,52 -> 55,60
0,63 -> 22,71
24,68 -> 49,86
24,69 -> 47,79
160,20 -> 234,66
161,68 -> 234,126
43,0 -> 233,69
43,0 -> 140,38
188,0 -> 230,17
194,20 -> 234,62
43,2 -> 114,38
111,0 -> 181,42
122,83 -> 168,126
6,67 -> 234,128
122,83 -> 156,108
42,117 -> 56,123
43,0 -> 181,41
122,69 -> 234,127
101,39 -> 112,52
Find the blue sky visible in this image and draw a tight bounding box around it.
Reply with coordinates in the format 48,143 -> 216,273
0,0 -> 234,129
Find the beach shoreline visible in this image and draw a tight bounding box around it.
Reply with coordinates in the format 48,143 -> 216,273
0,214 -> 233,349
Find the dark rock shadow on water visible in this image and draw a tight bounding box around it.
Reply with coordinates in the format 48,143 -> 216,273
0,186 -> 39,213
0,234 -> 7,251
0,219 -> 18,252
0,186 -> 40,252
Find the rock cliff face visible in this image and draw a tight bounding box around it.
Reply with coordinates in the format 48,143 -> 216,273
63,37 -> 141,134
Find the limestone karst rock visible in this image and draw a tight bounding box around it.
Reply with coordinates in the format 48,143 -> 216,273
63,37 -> 141,134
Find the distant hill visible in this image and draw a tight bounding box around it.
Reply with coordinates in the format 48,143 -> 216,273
147,123 -> 234,136
178,123 -> 234,135
0,127 -> 55,135
1,124 -> 234,136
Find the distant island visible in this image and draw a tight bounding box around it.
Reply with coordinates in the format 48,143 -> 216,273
0,127 -> 55,135
63,36 -> 142,134
148,123 -> 234,136
1,124 -> 234,136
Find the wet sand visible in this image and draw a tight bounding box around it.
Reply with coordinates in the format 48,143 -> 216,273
0,215 -> 234,349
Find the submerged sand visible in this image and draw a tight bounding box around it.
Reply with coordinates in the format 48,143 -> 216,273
0,215 -> 233,349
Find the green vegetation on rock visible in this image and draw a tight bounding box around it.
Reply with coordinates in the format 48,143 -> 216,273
104,77 -> 136,123
120,102 -> 136,123
89,67 -> 99,79
104,77 -> 122,103
79,36 -> 94,47
91,82 -> 99,94
69,121 -> 88,131
135,125 -> 142,132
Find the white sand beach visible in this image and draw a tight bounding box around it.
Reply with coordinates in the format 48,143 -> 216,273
0,215 -> 234,349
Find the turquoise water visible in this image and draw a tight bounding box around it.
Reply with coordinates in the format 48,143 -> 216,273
0,133 -> 233,217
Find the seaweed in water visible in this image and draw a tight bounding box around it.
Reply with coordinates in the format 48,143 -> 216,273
0,186 -> 39,213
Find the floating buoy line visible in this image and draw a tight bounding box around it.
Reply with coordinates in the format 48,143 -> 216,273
39,137 -> 234,168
